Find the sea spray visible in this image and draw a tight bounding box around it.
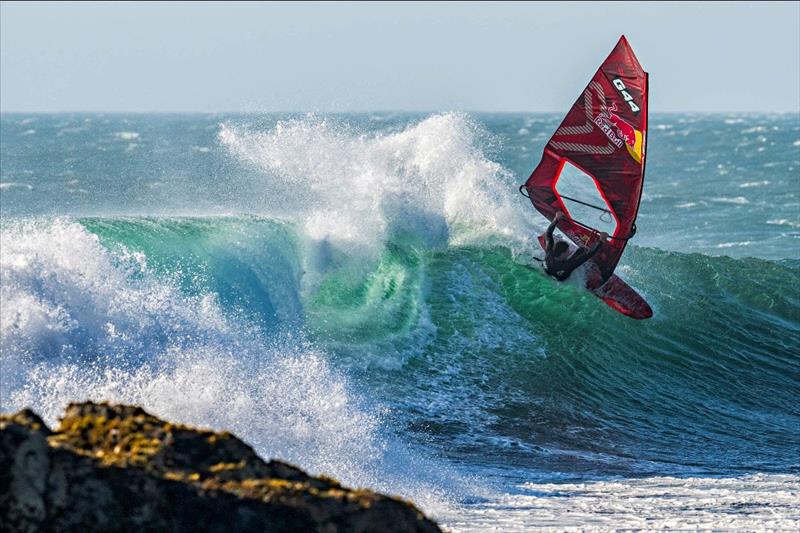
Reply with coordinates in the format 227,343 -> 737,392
219,113 -> 536,255
0,218 -> 463,516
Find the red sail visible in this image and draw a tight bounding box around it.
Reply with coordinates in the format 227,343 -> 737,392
522,35 -> 648,283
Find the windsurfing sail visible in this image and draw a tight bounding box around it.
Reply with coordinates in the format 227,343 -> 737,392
521,35 -> 648,284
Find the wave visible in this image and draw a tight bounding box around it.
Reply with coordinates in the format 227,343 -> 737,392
2,112 -> 799,524
218,113 -> 536,253
2,215 -> 798,479
0,217 -> 462,515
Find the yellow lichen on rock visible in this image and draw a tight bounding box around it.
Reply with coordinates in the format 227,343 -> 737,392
1,402 -> 442,532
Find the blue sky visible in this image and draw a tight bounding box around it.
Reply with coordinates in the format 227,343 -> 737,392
1,1 -> 798,112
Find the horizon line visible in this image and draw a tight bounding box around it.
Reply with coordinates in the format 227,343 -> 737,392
2,109 -> 799,115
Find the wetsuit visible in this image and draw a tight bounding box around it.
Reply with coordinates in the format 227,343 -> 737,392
544,218 -> 603,281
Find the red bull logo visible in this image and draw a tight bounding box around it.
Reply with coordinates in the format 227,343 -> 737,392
594,102 -> 644,163
606,103 -> 636,147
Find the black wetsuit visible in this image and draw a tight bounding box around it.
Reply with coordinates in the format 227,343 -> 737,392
544,218 -> 603,281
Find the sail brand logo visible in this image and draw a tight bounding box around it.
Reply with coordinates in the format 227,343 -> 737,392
612,78 -> 640,114
594,103 -> 644,163
594,112 -> 626,149
551,80 -> 643,162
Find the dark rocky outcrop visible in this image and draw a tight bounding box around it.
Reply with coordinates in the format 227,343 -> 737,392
0,402 -> 441,533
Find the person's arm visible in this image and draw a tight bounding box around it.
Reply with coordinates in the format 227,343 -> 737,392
565,232 -> 607,271
545,211 -> 563,252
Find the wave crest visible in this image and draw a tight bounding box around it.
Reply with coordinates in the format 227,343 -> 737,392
219,113 -> 534,253
0,218 -> 458,514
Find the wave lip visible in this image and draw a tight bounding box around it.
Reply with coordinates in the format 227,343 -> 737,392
218,113 -> 535,254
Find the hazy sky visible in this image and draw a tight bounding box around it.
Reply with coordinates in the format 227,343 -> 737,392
2,1 -> 799,113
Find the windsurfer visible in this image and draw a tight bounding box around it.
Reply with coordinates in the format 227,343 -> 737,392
544,211 -> 608,281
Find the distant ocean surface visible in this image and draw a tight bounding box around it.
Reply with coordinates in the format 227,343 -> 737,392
2,112 -> 799,530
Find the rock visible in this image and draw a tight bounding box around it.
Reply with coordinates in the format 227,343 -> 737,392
0,402 -> 441,533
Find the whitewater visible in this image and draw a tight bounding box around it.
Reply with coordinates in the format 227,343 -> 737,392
1,112 -> 799,530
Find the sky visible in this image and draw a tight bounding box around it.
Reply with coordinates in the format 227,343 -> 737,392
1,1 -> 799,113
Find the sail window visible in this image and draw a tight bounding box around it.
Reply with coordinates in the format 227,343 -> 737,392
553,159 -> 618,236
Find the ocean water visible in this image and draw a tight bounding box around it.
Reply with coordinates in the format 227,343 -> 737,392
1,112 -> 799,530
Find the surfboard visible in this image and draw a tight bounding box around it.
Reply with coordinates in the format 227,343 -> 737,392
521,35 -> 653,319
537,235 -> 652,319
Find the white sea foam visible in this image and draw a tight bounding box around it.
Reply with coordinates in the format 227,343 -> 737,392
716,241 -> 752,248
711,196 -> 749,205
0,182 -> 33,190
0,218 -> 459,516
767,219 -> 800,228
444,474 -> 800,531
115,131 -> 140,140
219,113 -> 536,255
793,140 -> 800,147
739,180 -> 770,188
